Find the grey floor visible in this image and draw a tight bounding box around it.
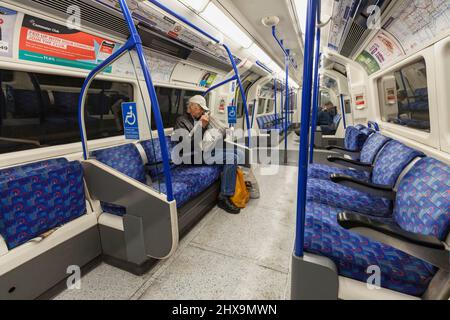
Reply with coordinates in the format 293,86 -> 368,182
54,164 -> 299,300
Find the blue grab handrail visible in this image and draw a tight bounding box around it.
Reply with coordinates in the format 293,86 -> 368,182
274,79 -> 278,129
203,75 -> 237,97
309,1 -> 323,164
294,0 -> 319,257
340,94 -> 347,129
147,0 -> 252,145
251,99 -> 257,129
256,60 -> 273,74
272,26 -> 290,159
368,121 -> 380,131
78,0 -> 174,202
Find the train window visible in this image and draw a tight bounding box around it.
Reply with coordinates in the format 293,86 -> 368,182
266,99 -> 275,113
152,87 -> 207,130
0,69 -> 133,155
378,59 -> 430,132
258,99 -> 266,114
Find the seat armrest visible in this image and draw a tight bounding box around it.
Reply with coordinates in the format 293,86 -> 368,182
338,211 -> 446,250
327,156 -> 373,172
325,146 -> 361,158
325,146 -> 356,152
330,174 -> 396,200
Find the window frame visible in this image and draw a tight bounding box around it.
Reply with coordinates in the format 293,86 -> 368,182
371,47 -> 439,150
0,60 -> 139,166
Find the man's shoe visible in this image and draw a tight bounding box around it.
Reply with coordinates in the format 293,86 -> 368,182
218,197 -> 241,214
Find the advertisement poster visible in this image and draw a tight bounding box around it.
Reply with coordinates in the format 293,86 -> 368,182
19,15 -> 120,72
356,31 -> 404,75
355,50 -> 381,75
199,72 -> 217,88
0,7 -> 18,58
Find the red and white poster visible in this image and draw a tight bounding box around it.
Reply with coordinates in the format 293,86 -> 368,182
19,15 -> 120,72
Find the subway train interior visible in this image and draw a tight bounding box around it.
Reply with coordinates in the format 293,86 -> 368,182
0,0 -> 448,302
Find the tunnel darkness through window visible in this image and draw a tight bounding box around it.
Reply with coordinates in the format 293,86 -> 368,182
0,68 -> 133,155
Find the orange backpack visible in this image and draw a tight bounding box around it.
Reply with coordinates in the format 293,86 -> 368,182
230,168 -> 250,209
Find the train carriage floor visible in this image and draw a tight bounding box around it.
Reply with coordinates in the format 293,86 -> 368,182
54,162 -> 303,300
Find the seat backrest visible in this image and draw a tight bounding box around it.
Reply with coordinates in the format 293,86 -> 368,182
371,140 -> 425,187
394,158 -> 450,240
257,116 -> 266,129
0,158 -> 69,184
344,126 -> 370,152
332,114 -> 342,129
91,144 -> 146,183
360,133 -> 391,164
0,160 -> 86,250
53,92 -> 80,114
354,124 -> 366,130
12,89 -> 41,116
140,136 -> 174,165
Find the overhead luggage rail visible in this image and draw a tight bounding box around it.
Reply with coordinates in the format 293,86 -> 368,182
147,0 -> 252,146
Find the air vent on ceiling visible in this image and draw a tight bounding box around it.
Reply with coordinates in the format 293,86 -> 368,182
340,22 -> 366,57
338,0 -> 392,58
188,50 -> 232,73
11,0 -> 130,38
137,23 -> 193,59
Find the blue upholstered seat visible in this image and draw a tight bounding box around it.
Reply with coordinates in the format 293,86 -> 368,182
0,160 -> 86,250
93,140 -> 222,216
152,165 -> 222,208
308,132 -> 391,181
308,140 -> 425,217
304,157 -> 449,296
308,164 -> 371,182
393,158 -> 450,240
344,126 -> 371,153
304,203 -> 435,297
307,178 -> 393,217
257,114 -> 290,133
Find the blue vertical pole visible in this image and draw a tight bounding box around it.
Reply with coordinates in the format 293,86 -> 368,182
118,0 -> 174,201
285,51 -> 290,162
251,99 -> 256,129
340,94 -> 347,129
294,0 -> 318,257
309,21 -> 322,164
274,79 -> 278,129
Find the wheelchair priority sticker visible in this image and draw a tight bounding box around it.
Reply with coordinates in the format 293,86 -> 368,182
228,105 -> 237,124
122,102 -> 140,140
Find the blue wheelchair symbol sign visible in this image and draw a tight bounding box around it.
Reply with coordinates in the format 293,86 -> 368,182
228,106 -> 237,124
122,102 -> 140,140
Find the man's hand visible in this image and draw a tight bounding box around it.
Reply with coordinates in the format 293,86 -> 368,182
200,114 -> 210,128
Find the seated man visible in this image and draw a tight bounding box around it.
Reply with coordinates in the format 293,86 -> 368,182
174,95 -> 242,215
317,102 -> 337,126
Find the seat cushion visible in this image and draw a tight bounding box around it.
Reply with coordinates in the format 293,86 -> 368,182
0,161 -> 86,250
307,178 -> 392,217
304,202 -> 436,297
153,165 -> 222,208
308,164 -> 371,182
